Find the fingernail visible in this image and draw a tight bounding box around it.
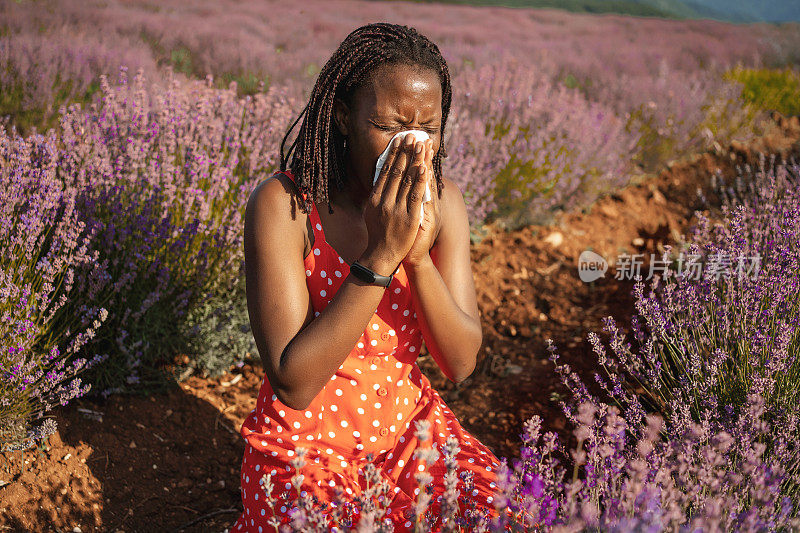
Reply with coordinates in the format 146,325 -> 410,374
416,143 -> 423,153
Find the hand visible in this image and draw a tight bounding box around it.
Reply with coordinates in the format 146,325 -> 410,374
362,134 -> 430,274
402,139 -> 440,269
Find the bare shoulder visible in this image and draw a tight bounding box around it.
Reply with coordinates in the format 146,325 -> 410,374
248,172 -> 308,225
245,172 -> 309,252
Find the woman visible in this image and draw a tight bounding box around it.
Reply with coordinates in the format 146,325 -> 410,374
233,22 -> 503,532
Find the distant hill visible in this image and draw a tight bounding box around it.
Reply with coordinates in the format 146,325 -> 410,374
683,0 -> 800,23
395,0 -> 800,22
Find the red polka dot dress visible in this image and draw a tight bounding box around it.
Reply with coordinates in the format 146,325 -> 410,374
232,170 -> 504,532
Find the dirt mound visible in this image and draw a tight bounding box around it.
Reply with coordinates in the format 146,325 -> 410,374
2,114 -> 798,532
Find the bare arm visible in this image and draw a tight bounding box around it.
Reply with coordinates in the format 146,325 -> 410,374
405,177 -> 482,383
244,174 -> 396,411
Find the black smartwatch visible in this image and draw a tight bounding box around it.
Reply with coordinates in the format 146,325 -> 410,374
350,260 -> 398,288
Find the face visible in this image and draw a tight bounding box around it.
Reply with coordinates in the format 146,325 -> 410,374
333,63 -> 442,202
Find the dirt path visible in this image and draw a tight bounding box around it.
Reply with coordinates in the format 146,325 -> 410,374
2,114 -> 798,532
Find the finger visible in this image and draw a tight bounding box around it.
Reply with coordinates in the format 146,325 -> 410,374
381,133 -> 416,206
425,140 -> 434,196
372,134 -> 403,202
405,162 -> 429,218
396,138 -> 426,206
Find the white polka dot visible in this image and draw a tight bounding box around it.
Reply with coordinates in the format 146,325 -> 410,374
394,288 -> 401,294
397,413 -> 403,420
328,431 -> 336,438
316,223 -> 322,230
396,362 -> 403,369
370,364 -> 377,370
320,270 -> 327,278
370,340 -> 378,346
330,404 -> 338,412
374,402 -> 382,409
340,420 -> 348,428
272,394 -> 277,401
360,393 -> 367,401
356,443 -> 364,450
372,420 -> 380,427
357,408 -> 365,415
392,303 -> 398,310
305,269 -> 312,277
350,379 -> 357,386
389,329 -> 396,336
418,464 -> 425,472
409,346 -> 416,352
335,270 -> 342,277
279,410 -> 285,417
287,450 -> 294,456
313,248 -> 320,256
341,460 -> 348,468
293,421 -> 301,428
353,430 -> 360,438
357,342 -> 364,349
401,325 -> 407,331
335,389 -> 343,396
304,411 -> 312,418
320,290 -> 326,297
327,448 -> 333,454
370,436 -> 378,442
403,310 -> 410,316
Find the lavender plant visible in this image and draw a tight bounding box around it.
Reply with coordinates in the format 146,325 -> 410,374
243,393 -> 796,532
43,68 -> 299,394
550,157 -> 800,506
0,130 -> 108,452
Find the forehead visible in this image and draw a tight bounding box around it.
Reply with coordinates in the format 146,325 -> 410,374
356,64 -> 442,118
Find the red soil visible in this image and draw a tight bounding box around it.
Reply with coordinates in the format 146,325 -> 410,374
2,114 -> 798,532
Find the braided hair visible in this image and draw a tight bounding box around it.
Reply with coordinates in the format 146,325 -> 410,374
279,22 -> 452,216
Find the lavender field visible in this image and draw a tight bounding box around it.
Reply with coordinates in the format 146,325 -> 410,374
2,0 -> 800,530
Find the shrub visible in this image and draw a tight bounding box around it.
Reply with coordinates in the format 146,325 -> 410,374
550,156 -> 800,505
44,68 -> 299,395
0,130 -> 108,452
725,66 -> 800,118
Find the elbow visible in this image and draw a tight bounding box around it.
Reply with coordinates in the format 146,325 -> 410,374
449,362 -> 476,385
447,357 -> 475,385
274,386 -> 312,411
269,348 -> 313,411
449,323 -> 482,384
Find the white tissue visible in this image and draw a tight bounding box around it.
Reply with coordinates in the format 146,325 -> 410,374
373,130 -> 432,226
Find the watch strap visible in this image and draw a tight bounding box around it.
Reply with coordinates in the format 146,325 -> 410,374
351,260 -> 397,288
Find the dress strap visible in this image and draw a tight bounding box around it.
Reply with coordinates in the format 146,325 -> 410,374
277,169 -> 324,247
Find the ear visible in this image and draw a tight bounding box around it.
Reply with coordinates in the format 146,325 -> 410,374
333,98 -> 350,137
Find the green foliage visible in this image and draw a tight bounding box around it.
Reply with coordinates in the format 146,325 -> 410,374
724,66 -> 800,117
179,267 -> 258,379
0,70 -> 100,135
